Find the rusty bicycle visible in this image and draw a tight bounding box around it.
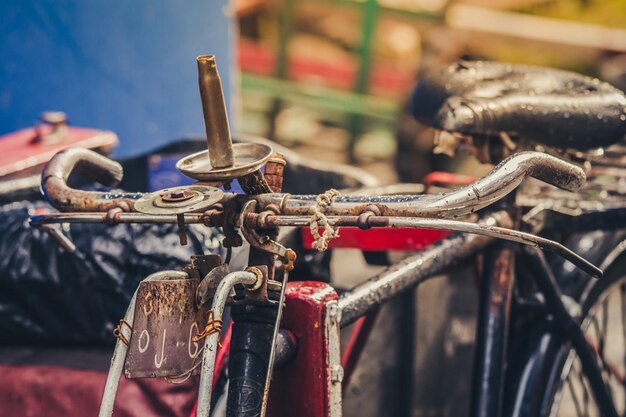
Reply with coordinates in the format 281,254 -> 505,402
31,56 -> 626,417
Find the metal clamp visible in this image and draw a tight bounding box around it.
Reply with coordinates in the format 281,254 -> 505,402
240,200 -> 297,270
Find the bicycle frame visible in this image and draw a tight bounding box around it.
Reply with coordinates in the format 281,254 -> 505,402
27,54 -> 626,417
30,147 -> 625,417
196,215 -> 622,417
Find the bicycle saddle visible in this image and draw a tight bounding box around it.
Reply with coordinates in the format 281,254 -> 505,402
411,60 -> 626,151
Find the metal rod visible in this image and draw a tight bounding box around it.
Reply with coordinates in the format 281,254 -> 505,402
197,55 -> 234,169
383,217 -> 601,278
41,147 -> 143,212
337,211 -> 506,326
36,151 -> 585,221
259,213 -> 601,277
31,207 -> 599,275
260,270 -> 290,417
197,270 -> 259,417
258,151 -> 585,218
30,212 -> 208,225
98,270 -> 189,417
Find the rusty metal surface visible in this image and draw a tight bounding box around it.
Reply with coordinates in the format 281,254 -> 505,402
30,212 -> 210,225
264,154 -> 286,193
472,245 -> 515,417
196,271 -> 259,417
240,200 -> 297,271
41,147 -> 142,212
124,278 -> 209,378
239,169 -> 272,195
267,281 -> 340,417
176,142 -> 274,182
100,270 -> 189,417
185,253 -> 224,281
196,264 -> 229,307
35,151 -> 585,231
133,185 -> 223,215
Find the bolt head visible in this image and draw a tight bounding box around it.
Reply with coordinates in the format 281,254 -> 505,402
330,365 -> 344,383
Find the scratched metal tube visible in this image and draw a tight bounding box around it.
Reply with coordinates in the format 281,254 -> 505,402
197,270 -> 259,417
30,212 -> 209,225
257,151 -> 585,217
338,230 -> 495,326
197,55 -> 234,169
99,270 -> 189,417
337,212 -> 510,326
262,213 -> 600,277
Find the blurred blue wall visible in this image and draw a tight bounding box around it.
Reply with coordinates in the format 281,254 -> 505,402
0,1 -> 234,157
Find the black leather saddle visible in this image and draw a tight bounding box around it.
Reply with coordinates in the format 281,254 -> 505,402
410,61 -> 626,151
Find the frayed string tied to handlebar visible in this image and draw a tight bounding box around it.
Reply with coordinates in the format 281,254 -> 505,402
309,189 -> 341,251
192,310 -> 223,347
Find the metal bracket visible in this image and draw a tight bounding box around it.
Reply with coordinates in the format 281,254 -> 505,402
240,200 -> 297,270
230,265 -> 279,306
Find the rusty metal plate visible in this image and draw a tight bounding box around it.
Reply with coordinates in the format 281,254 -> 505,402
124,279 -> 209,378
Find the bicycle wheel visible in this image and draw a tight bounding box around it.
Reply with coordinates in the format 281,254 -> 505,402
510,232 -> 626,417
548,269 -> 626,417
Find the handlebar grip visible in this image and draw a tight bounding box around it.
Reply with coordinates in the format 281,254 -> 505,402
527,155 -> 585,192
433,151 -> 586,218
41,147 -> 141,212
451,151 -> 585,216
488,151 -> 585,193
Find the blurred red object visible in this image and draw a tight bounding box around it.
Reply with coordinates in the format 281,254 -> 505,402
0,112 -> 118,181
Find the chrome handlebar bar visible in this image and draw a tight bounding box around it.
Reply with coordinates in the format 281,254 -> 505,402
256,151 -> 585,218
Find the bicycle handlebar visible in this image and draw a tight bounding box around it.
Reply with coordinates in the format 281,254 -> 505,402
41,147 -> 143,212
40,148 -> 584,218
256,151 -> 585,217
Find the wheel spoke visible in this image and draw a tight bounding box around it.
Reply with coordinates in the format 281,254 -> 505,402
567,365 -> 585,417
578,363 -> 590,417
619,284 -> 626,413
549,273 -> 626,417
